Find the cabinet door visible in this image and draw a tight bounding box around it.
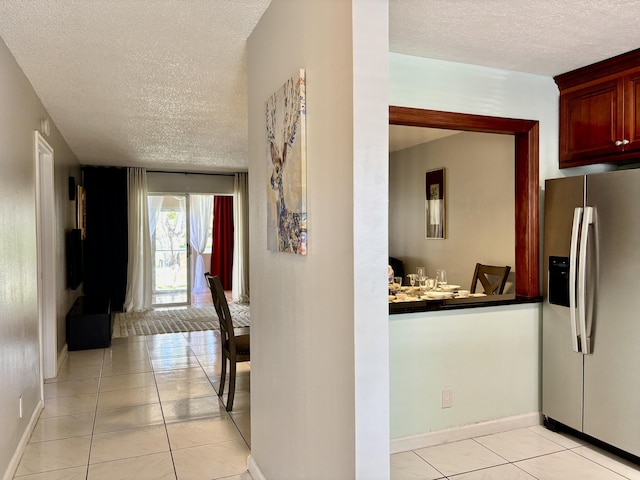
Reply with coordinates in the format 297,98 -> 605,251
623,71 -> 640,153
559,78 -> 624,165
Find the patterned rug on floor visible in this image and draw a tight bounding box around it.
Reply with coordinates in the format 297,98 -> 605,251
112,304 -> 250,337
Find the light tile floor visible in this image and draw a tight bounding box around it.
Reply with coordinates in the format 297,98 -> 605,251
13,328 -> 640,480
13,331 -> 251,480
392,425 -> 640,479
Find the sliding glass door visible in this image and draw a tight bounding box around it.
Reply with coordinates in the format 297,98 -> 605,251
150,195 -> 189,306
148,193 -> 216,307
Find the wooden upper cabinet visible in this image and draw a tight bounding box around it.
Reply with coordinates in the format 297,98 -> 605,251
560,77 -> 622,163
556,49 -> 640,168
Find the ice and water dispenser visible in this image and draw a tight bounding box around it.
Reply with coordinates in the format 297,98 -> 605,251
548,256 -> 570,307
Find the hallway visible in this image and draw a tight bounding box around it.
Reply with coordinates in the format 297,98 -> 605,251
13,331 -> 250,479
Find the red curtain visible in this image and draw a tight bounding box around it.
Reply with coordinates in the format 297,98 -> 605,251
210,196 -> 234,290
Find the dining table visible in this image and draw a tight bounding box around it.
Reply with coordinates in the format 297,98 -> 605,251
388,283 -> 486,304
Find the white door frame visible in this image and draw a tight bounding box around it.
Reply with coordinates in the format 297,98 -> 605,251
35,131 -> 57,381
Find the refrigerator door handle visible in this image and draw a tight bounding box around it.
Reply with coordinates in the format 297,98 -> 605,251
569,207 -> 583,353
578,206 -> 594,355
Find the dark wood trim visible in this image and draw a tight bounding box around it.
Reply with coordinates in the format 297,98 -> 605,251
390,107 -> 538,134
554,48 -> 640,91
389,106 -> 540,298
514,124 -> 540,297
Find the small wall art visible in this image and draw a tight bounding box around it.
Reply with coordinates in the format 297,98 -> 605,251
77,185 -> 87,239
266,69 -> 307,255
425,168 -> 445,239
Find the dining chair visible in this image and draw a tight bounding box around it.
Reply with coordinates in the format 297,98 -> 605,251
389,256 -> 405,280
204,272 -> 250,411
470,263 -> 511,295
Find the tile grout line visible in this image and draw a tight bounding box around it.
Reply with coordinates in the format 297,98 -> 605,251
510,461 -> 542,480
408,450 -> 447,479
468,436 -> 563,479
83,347 -> 107,479
565,447 -> 636,480
147,335 -> 180,480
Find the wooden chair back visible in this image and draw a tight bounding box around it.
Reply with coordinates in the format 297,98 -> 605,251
204,272 -> 250,411
471,263 -> 511,295
205,272 -> 235,349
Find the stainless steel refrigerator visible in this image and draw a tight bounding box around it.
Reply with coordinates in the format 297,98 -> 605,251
543,168 -> 640,457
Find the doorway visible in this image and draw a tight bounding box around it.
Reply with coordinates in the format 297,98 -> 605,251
35,131 -> 57,380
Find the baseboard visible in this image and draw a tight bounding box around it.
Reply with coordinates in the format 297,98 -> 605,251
247,455 -> 266,480
55,344 -> 68,377
390,412 -> 542,454
2,399 -> 44,480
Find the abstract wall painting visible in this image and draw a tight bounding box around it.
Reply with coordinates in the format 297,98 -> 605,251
266,69 -> 307,255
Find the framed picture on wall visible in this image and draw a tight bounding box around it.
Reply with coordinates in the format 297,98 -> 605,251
425,168 -> 445,239
77,185 -> 87,239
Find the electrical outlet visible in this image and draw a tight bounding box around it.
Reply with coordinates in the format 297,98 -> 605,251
442,388 -> 452,409
19,396 -> 23,418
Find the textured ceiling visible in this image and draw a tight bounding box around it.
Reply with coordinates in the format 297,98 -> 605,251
1,1 -> 640,172
390,0 -> 640,76
0,0 -> 271,173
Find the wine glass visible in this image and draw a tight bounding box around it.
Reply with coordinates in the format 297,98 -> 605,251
436,269 -> 447,289
425,277 -> 437,291
416,266 -> 426,278
407,273 -> 417,287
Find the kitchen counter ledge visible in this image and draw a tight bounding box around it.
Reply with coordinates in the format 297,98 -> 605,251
389,294 -> 542,314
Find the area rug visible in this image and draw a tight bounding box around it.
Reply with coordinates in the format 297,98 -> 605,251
113,304 -> 250,337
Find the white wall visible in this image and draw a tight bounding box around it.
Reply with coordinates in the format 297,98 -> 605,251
389,131 -> 515,289
0,36 -> 80,479
390,304 -> 539,438
248,1 -> 389,478
388,53 -> 558,444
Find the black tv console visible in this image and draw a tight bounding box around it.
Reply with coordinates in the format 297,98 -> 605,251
66,295 -> 112,350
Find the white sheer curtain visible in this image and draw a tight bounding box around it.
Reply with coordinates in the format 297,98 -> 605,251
124,168 -> 152,312
232,172 -> 250,303
148,195 -> 164,239
189,195 -> 214,293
